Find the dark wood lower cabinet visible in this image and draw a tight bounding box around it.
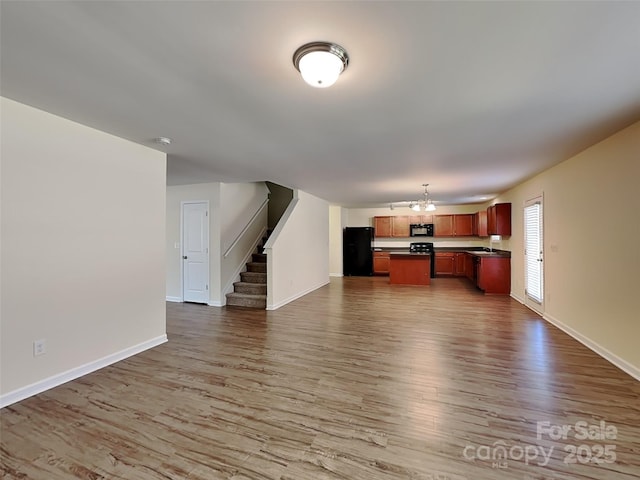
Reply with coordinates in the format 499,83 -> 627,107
436,251 -> 511,294
476,256 -> 510,294
435,252 -> 468,277
454,253 -> 467,276
373,251 -> 390,275
434,252 -> 455,276
389,254 -> 431,285
380,250 -> 510,294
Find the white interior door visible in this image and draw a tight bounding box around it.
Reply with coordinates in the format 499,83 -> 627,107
524,196 -> 544,313
182,202 -> 209,303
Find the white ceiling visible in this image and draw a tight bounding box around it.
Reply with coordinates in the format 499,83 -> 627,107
2,1 -> 639,207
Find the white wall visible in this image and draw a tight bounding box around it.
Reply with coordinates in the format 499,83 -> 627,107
265,190 -> 330,309
329,205 -> 345,276
1,98 -> 167,406
220,182 -> 269,298
166,183 -> 221,304
495,121 -> 640,378
220,182 -> 269,251
165,182 -> 269,305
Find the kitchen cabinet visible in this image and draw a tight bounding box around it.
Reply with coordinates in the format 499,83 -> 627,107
475,210 -> 488,237
465,253 -> 475,280
373,251 -> 390,275
434,215 -> 454,237
476,256 -> 510,294
373,216 -> 392,237
392,216 -> 410,237
434,214 -> 474,237
487,203 -> 512,236
373,216 -> 410,237
454,253 -> 467,276
409,214 -> 433,224
434,252 -> 455,276
455,214 -> 474,236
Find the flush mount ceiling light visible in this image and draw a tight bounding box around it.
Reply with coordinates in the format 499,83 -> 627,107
409,184 -> 437,212
293,42 -> 349,88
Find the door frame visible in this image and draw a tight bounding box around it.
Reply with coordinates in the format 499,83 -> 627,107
180,200 -> 210,304
524,194 -> 544,314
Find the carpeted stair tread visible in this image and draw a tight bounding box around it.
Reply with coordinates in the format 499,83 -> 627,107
233,281 -> 267,295
240,271 -> 267,283
252,253 -> 267,262
226,229 -> 271,309
226,292 -> 267,308
247,262 -> 267,273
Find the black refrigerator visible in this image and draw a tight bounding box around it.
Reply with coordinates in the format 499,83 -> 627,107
343,227 -> 374,276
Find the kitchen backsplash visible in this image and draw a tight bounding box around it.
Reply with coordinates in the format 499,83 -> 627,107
373,237 -> 487,248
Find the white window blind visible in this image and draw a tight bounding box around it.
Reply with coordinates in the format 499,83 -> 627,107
525,202 -> 543,303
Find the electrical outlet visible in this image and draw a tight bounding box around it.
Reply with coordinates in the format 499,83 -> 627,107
33,339 -> 46,357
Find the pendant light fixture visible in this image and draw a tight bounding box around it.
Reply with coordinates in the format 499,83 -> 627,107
293,42 -> 349,88
409,184 -> 437,212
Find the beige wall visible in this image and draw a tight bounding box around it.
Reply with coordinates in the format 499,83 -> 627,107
220,182 -> 269,298
496,121 -> 640,377
266,190 -> 330,309
1,98 -> 167,405
165,183 -> 221,303
329,205 -> 345,276
165,182 -> 269,305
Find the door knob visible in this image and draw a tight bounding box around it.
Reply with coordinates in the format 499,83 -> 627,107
183,256 -> 188,259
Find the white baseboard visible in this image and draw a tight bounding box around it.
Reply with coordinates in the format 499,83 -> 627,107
542,313 -> 639,381
208,301 -> 223,307
267,280 -> 330,311
0,334 -> 168,409
166,296 -> 182,303
329,273 -> 344,277
510,292 -> 525,304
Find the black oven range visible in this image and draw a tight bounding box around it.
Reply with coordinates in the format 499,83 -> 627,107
409,242 -> 435,278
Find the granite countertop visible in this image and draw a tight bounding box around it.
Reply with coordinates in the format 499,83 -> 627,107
464,250 -> 511,258
373,246 -> 510,257
388,251 -> 431,256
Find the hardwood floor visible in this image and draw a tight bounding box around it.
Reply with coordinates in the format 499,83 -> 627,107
2,277 -> 639,479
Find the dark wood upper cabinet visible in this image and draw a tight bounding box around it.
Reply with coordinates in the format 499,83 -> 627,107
373,216 -> 392,237
392,216 -> 410,237
487,203 -> 512,236
434,214 -> 474,237
373,216 -> 410,237
409,214 -> 433,224
454,214 -> 474,236
434,215 -> 454,237
476,210 -> 488,237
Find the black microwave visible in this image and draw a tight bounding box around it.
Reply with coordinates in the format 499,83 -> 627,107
410,223 -> 434,237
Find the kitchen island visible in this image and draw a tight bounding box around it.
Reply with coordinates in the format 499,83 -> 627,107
389,252 -> 431,285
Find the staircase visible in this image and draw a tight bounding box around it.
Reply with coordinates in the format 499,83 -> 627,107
226,233 -> 269,309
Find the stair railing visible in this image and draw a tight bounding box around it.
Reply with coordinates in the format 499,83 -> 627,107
223,198 -> 269,258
